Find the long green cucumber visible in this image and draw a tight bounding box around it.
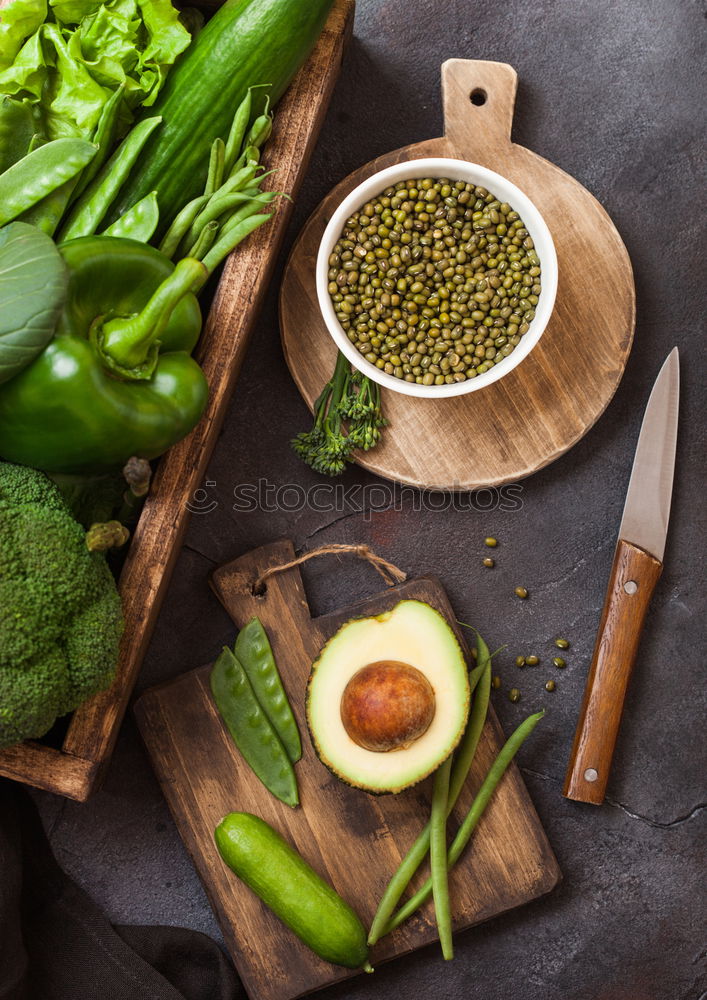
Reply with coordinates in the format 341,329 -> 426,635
109,0 -> 334,237
215,813 -> 371,970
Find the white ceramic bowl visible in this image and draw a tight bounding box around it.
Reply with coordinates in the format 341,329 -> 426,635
316,157 -> 558,398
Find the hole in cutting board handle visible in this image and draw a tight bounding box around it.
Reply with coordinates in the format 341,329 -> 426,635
470,88 -> 487,106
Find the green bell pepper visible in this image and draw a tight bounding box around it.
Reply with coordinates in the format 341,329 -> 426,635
0,236 -> 208,474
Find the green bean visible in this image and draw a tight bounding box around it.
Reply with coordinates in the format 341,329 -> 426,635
448,636 -> 492,805
101,191 -> 160,243
230,144 -> 261,174
215,164 -> 262,199
70,83 -> 125,203
223,89 -> 252,175
185,219 -> 219,261
0,138 -> 96,227
158,194 -> 210,259
183,191 -> 266,252
430,756 -> 453,959
368,645 -> 491,946
59,116 -> 162,240
218,192 -> 280,238
210,646 -> 298,807
203,137 -> 226,197
235,617 -> 302,764
383,710 -> 545,934
244,113 -> 273,151
199,212 -> 272,279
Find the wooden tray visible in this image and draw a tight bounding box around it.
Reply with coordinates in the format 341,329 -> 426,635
0,0 -> 355,801
280,59 -> 636,489
134,539 -> 561,1000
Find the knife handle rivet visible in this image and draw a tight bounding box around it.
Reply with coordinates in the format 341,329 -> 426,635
584,768 -> 598,782
624,580 -> 638,595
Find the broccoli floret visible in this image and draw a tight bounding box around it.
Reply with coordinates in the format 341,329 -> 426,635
0,462 -> 124,749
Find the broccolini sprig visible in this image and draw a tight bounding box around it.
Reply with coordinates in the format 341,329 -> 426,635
292,353 -> 387,476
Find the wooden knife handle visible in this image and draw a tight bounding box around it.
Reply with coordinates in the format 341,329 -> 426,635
563,539 -> 663,804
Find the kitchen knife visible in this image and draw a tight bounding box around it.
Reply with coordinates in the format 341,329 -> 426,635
563,348 -> 680,804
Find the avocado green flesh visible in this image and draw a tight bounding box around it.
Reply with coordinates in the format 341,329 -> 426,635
307,601 -> 470,794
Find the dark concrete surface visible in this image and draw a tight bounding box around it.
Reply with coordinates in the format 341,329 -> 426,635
33,1 -> 706,998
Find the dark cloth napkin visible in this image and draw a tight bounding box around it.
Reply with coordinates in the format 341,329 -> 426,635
0,779 -> 241,1000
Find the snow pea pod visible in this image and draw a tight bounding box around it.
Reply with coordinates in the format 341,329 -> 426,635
234,618 -> 302,764
102,192 -> 160,243
59,117 -> 162,240
70,84 -> 126,204
0,138 -> 97,227
18,178 -> 76,236
210,646 -> 299,807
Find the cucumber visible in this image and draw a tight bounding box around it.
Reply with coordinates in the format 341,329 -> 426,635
215,812 -> 371,970
109,0 -> 334,237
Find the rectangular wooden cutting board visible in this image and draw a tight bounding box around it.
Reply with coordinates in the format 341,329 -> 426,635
0,0 -> 355,801
134,540 -> 561,1000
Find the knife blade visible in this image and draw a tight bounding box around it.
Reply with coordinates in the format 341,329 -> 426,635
563,348 -> 680,804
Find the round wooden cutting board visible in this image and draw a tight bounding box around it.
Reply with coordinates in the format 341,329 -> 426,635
280,60 -> 635,489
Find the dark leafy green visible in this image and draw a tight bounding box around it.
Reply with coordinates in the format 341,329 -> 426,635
0,222 -> 67,384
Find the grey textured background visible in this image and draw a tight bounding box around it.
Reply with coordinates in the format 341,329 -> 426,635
34,1 -> 706,998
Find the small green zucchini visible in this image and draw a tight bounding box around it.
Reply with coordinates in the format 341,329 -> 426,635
215,813 -> 371,970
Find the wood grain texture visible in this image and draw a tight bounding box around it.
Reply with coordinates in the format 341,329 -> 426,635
135,539 -> 561,1000
0,0 -> 355,801
280,58 -> 636,489
563,539 -> 663,805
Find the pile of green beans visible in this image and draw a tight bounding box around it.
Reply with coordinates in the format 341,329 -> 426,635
368,630 -> 545,952
383,708 -> 545,934
327,177 -> 541,385
157,88 -> 279,274
368,637 -> 492,949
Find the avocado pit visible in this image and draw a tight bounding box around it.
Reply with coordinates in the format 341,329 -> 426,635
340,660 -> 436,752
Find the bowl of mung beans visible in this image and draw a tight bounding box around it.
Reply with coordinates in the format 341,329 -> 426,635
316,157 -> 557,397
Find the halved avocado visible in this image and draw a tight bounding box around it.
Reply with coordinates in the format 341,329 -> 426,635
306,600 -> 470,794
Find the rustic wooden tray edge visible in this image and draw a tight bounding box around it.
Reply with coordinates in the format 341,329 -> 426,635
0,0 -> 356,801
